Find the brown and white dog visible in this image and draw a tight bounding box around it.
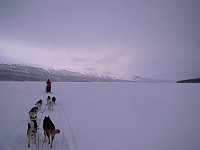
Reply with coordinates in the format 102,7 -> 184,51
43,116 -> 60,148
30,106 -> 39,114
27,120 -> 37,148
35,99 -> 42,110
28,106 -> 39,120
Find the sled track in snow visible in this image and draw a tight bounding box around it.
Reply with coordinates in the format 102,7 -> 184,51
57,104 -> 79,150
36,102 -> 79,150
0,103 -> 79,150
37,105 -> 46,150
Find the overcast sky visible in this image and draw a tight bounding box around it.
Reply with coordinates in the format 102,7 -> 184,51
0,0 -> 200,80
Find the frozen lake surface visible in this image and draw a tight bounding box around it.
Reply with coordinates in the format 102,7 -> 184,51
0,82 -> 200,150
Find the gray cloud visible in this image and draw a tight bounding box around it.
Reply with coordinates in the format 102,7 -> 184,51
0,0 -> 200,80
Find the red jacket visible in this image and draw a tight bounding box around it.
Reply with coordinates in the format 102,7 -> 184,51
46,80 -> 51,88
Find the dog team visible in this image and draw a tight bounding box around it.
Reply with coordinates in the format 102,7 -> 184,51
27,95 -> 60,148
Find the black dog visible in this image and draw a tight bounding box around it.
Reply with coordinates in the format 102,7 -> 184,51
52,96 -> 56,104
43,116 -> 60,148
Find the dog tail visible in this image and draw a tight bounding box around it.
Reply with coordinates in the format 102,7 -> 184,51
51,129 -> 60,135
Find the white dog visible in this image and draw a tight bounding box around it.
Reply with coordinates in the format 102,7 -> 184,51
47,96 -> 54,111
27,120 -> 37,148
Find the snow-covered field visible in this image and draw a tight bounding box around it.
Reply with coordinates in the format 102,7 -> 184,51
0,82 -> 200,150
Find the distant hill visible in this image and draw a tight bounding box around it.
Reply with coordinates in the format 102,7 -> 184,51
177,78 -> 200,83
0,64 -> 129,82
131,75 -> 173,83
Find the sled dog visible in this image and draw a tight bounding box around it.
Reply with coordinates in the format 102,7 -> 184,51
28,106 -> 39,120
43,116 -> 60,148
47,96 -> 51,104
27,120 -> 37,148
52,96 -> 56,104
28,111 -> 37,120
47,96 -> 54,111
30,106 -> 39,114
35,99 -> 42,110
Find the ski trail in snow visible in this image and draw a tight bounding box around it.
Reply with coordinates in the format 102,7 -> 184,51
0,83 -> 78,150
0,102 -> 76,150
37,105 -> 47,150
40,102 -> 79,150
56,103 -> 79,150
0,119 -> 31,150
33,101 -> 78,150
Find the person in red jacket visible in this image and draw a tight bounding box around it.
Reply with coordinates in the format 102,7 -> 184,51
46,79 -> 52,93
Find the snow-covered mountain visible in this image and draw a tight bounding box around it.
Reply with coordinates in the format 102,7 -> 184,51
131,75 -> 154,82
131,75 -> 173,83
0,64 -> 129,82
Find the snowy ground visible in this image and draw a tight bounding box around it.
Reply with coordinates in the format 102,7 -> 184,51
0,82 -> 200,150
